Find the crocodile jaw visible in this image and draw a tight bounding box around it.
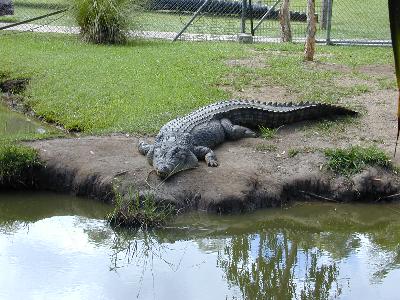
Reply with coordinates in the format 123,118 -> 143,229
153,146 -> 199,179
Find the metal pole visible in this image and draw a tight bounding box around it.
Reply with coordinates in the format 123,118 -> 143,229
241,0 -> 247,33
249,0 -> 254,35
320,0 -> 328,29
326,0 -> 333,45
173,0 -> 210,41
252,0 -> 281,33
0,9 -> 67,31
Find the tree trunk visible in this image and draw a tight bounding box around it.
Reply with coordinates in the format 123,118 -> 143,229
279,0 -> 292,42
304,0 -> 316,61
0,0 -> 13,16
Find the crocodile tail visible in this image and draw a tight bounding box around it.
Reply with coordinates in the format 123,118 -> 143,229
217,102 -> 357,129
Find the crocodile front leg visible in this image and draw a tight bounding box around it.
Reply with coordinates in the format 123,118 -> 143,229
220,118 -> 257,140
194,146 -> 219,167
138,141 -> 154,165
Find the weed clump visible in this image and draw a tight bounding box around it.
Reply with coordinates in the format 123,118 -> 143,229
324,145 -> 391,176
255,143 -> 277,152
259,126 -> 277,139
72,0 -> 139,44
0,144 -> 41,187
107,188 -> 176,229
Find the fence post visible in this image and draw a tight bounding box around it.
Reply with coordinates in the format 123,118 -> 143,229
320,0 -> 328,29
241,0 -> 247,33
326,0 -> 333,45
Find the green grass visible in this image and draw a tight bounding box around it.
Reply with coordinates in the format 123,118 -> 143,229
248,43 -> 394,104
107,187 -> 176,228
259,126 -> 277,139
0,143 -> 41,187
0,33 -> 394,138
255,143 -> 277,152
324,145 -> 392,176
0,74 -> 64,143
288,148 -> 300,158
0,33 -> 247,134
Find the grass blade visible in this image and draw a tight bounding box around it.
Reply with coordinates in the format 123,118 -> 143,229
389,0 -> 400,155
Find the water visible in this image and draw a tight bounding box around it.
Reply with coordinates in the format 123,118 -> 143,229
0,104 -> 48,137
1,192 -> 400,300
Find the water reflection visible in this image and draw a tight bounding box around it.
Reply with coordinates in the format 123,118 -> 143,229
0,193 -> 400,299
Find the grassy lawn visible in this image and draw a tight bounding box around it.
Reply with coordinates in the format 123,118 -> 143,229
0,33 -> 395,141
0,33 -> 245,135
0,0 -> 390,40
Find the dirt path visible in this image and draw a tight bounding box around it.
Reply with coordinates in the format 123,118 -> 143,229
26,89 -> 400,212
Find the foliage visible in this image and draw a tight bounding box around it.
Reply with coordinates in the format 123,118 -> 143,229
324,146 -> 391,176
0,144 -> 41,186
72,0 -> 139,44
259,126 -> 277,139
107,188 -> 176,229
288,148 -> 300,158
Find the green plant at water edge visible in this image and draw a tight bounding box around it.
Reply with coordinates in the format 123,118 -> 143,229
259,126 -> 277,139
0,144 -> 41,186
72,0 -> 138,44
107,188 -> 176,229
324,145 -> 391,176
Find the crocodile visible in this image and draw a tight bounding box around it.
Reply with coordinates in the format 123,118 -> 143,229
138,100 -> 357,178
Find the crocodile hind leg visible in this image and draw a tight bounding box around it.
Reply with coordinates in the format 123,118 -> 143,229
220,118 -> 257,140
194,146 -> 219,167
138,141 -> 154,165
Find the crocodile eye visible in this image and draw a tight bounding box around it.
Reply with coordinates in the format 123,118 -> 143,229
171,147 -> 181,156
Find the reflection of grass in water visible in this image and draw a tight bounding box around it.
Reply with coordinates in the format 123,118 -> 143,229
109,228 -> 187,298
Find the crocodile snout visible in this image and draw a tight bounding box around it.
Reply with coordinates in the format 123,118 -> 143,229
156,165 -> 171,179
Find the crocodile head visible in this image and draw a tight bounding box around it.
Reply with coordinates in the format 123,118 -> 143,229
152,133 -> 198,178
153,145 -> 198,178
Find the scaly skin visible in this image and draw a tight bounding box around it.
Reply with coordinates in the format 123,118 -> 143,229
138,100 -> 357,178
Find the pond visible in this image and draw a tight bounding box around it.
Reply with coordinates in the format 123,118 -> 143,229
0,104 -> 49,137
0,192 -> 400,300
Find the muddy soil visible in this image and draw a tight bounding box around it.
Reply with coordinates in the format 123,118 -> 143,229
25,86 -> 400,213
1,61 -> 396,212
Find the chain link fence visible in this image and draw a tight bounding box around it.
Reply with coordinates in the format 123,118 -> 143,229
0,0 -> 391,45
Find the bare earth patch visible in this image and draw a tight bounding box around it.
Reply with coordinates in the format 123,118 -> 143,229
25,86 -> 400,213
333,76 -> 376,89
220,80 -> 297,103
225,57 -> 268,69
358,64 -> 395,77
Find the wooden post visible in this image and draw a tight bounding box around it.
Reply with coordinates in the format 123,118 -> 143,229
0,0 -> 13,16
279,0 -> 292,42
304,0 -> 316,61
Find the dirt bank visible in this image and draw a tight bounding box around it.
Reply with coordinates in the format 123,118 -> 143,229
24,88 -> 400,212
